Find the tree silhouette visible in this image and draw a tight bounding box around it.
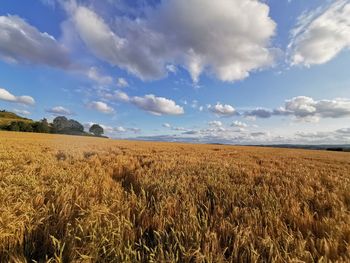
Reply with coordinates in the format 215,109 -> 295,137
89,124 -> 104,136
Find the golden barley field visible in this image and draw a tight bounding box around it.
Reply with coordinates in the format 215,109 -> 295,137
0,131 -> 349,263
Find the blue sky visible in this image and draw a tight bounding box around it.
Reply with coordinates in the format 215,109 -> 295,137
0,0 -> 350,144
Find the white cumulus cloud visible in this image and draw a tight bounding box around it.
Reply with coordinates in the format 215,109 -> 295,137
130,95 -> 184,116
87,101 -> 114,114
283,96 -> 350,119
46,106 -> 73,116
208,121 -> 223,127
289,0 -> 350,66
114,126 -> 127,133
242,96 -> 350,121
231,121 -> 248,128
208,103 -> 236,117
86,67 -> 113,85
0,88 -> 35,105
104,91 -> 184,116
0,15 -> 71,68
68,0 -> 276,82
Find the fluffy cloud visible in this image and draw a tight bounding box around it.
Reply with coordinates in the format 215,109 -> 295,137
131,95 -> 184,116
117,78 -> 129,88
208,103 -> 237,116
162,123 -> 188,131
231,121 -> 248,128
71,5 -> 163,80
289,1 -> 350,66
111,126 -> 141,134
283,96 -> 350,119
87,101 -> 114,114
244,108 -> 272,119
108,91 -> 130,102
138,126 -> 350,145
295,131 -> 330,139
250,132 -> 268,137
283,96 -> 316,117
114,126 -> 126,133
127,127 -> 141,133
166,64 -> 177,74
137,127 -> 280,145
295,127 -> 350,143
0,88 -> 35,105
106,91 -> 184,116
242,96 -> 350,121
46,106 -> 73,116
182,130 -> 200,135
0,15 -> 71,68
134,111 -> 350,144
172,127 -> 188,131
113,126 -> 141,133
208,121 -> 223,127
69,0 -> 276,82
114,126 -> 141,133
13,109 -> 31,116
336,128 -> 350,135
0,14 -> 119,86
86,67 -> 113,85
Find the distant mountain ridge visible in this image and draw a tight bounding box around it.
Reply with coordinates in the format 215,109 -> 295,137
254,144 -> 350,152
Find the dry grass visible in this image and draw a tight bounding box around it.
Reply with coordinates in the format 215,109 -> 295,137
0,131 -> 349,262
0,111 -> 32,126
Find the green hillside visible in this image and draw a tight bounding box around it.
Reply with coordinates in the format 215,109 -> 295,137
0,110 -> 33,126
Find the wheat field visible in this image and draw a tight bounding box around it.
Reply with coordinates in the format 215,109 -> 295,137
0,131 -> 349,262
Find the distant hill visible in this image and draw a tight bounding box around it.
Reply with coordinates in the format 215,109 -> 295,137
0,110 -> 108,138
255,144 -> 350,152
0,110 -> 33,126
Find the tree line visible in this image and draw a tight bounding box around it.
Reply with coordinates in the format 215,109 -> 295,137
0,116 -> 105,137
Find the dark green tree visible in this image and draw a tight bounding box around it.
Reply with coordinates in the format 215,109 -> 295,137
89,124 -> 104,136
8,122 -> 20,131
33,119 -> 50,133
52,116 -> 68,133
18,121 -> 33,132
52,116 -> 84,135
